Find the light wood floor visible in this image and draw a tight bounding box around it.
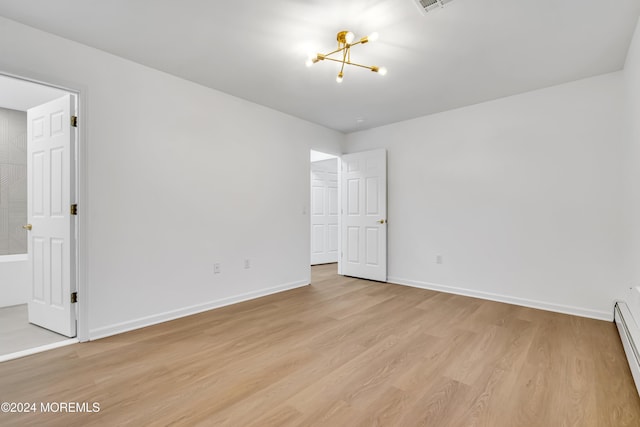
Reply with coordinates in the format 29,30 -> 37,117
1,264 -> 639,426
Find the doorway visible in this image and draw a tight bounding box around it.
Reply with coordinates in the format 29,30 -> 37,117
0,74 -> 80,360
310,150 -> 339,266
309,149 -> 388,283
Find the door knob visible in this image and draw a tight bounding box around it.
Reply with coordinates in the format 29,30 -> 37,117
22,224 -> 32,231
377,219 -> 386,224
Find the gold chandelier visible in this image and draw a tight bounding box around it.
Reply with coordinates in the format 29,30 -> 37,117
306,30 -> 387,83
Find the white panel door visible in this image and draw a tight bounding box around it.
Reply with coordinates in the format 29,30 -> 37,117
340,149 -> 387,281
27,94 -> 76,337
311,158 -> 339,265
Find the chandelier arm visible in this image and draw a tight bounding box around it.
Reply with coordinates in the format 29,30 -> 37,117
320,56 -> 350,64
319,57 -> 376,71
339,47 -> 348,76
322,46 -> 348,58
345,62 -> 376,70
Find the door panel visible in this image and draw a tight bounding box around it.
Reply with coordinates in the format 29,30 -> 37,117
32,237 -> 45,301
328,224 -> 338,253
365,227 -> 379,266
312,225 -> 324,253
347,179 -> 360,215
347,227 -> 359,263
340,149 -> 387,281
27,94 -> 76,337
366,177 -> 379,214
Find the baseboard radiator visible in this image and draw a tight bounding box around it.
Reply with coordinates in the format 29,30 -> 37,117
615,287 -> 640,396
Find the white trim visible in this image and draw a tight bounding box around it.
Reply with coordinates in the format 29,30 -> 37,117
0,254 -> 28,262
89,280 -> 310,340
387,276 -> 612,321
0,338 -> 78,363
75,84 -> 88,343
337,156 -> 343,276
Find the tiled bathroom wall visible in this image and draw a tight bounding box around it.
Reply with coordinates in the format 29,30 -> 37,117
0,107 -> 27,255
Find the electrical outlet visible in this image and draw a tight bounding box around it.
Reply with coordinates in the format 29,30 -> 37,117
214,263 -> 221,274
244,259 -> 251,269
436,255 -> 443,264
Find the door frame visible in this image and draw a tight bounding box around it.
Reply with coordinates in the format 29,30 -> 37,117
0,70 -> 88,342
308,150 -> 387,280
337,155 -> 343,275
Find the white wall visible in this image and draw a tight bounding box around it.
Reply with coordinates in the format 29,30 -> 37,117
346,72 -> 630,320
0,17 -> 344,338
626,17 -> 640,289
627,17 -> 640,139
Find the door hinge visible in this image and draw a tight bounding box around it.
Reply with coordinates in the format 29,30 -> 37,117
71,292 -> 78,303
70,115 -> 78,127
70,204 -> 78,215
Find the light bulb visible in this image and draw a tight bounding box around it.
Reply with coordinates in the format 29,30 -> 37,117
336,73 -> 344,83
305,58 -> 313,67
345,31 -> 355,44
368,32 -> 379,42
378,66 -> 387,76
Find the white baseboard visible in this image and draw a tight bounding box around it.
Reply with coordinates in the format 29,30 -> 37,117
89,280 -> 309,340
0,338 -> 78,363
387,276 -> 612,321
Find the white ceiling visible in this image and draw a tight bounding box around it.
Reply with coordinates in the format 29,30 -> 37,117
0,74 -> 69,111
310,150 -> 339,162
0,0 -> 638,133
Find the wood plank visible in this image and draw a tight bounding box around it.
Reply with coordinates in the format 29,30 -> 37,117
0,263 -> 638,426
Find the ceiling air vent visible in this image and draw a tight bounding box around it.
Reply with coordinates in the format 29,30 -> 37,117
413,0 -> 454,14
